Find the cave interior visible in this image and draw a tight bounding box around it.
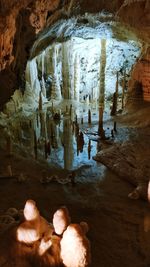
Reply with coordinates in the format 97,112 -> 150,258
0,1 -> 150,267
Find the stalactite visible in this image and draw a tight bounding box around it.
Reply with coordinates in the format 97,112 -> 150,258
41,76 -> 46,98
51,45 -> 62,100
110,72 -> 119,116
74,53 -> 80,101
44,47 -> 53,77
41,51 -> 45,77
115,71 -> 119,108
62,42 -> 70,99
98,39 -> 106,137
68,39 -> 75,100
25,58 -> 41,100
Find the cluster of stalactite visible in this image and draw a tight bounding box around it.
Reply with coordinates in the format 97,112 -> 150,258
24,39 -> 100,105
23,36 -> 141,114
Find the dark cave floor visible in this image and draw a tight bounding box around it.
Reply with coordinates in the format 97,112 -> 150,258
0,147 -> 150,267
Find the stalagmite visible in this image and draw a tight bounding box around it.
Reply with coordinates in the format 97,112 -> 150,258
111,129 -> 114,138
88,139 -> 91,160
77,131 -> 84,154
53,207 -> 71,236
69,104 -> 72,117
98,39 -> 106,137
122,70 -> 126,109
88,109 -> 91,124
114,121 -> 117,132
75,123 -> 79,137
75,114 -> 78,124
60,224 -> 91,267
17,200 -> 53,245
110,72 -> 119,116
34,130 -> 38,159
39,91 -> 42,111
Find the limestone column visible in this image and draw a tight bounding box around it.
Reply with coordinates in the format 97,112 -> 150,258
74,53 -> 80,101
51,45 -> 62,100
62,42 -> 70,99
110,71 -> 119,116
98,39 -> 106,136
122,70 -> 126,109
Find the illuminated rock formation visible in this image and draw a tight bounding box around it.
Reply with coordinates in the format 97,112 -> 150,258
60,223 -> 91,267
53,206 -> 71,236
51,44 -> 62,100
98,39 -> 106,136
17,199 -> 54,244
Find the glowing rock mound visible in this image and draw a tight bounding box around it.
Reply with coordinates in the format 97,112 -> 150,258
17,199 -> 53,244
53,206 -> 71,235
60,224 -> 91,267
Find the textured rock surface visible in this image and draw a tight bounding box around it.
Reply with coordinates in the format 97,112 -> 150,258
118,0 -> 150,103
94,141 -> 150,199
128,47 -> 150,101
0,0 -> 61,107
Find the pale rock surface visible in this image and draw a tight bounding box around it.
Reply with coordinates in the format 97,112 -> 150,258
53,206 -> 71,235
60,223 -> 91,267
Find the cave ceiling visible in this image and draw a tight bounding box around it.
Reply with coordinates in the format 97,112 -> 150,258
30,12 -> 141,59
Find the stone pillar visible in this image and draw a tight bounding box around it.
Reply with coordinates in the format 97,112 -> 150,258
98,39 -> 106,136
51,45 -> 62,100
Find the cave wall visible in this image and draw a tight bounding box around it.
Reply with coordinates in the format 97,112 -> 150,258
0,0 -> 150,108
128,47 -> 150,101
118,0 -> 150,102
0,0 -> 61,107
